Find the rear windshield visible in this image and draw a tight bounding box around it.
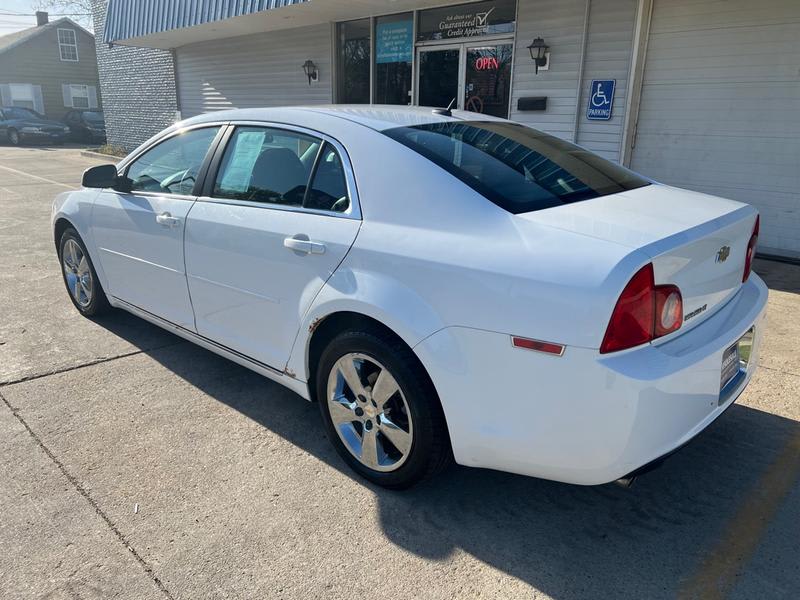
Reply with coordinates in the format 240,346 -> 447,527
83,110 -> 104,123
383,121 -> 650,214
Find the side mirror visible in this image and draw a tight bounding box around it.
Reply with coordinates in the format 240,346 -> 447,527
81,164 -> 119,189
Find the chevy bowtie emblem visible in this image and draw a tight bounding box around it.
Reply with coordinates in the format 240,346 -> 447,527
716,245 -> 731,263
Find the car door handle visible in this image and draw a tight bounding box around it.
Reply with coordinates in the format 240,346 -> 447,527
284,236 -> 326,255
156,212 -> 180,227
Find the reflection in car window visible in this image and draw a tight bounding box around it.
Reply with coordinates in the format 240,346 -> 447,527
305,143 -> 350,213
383,121 -> 650,214
126,127 -> 220,195
213,126 -> 320,206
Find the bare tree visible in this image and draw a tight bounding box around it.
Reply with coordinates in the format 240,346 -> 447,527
33,0 -> 93,30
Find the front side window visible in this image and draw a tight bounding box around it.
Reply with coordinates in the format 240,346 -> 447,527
213,127 -> 320,206
126,127 -> 221,195
383,121 -> 650,214
58,28 -> 78,61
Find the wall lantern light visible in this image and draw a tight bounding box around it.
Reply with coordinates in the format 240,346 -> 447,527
527,37 -> 550,74
302,60 -> 319,85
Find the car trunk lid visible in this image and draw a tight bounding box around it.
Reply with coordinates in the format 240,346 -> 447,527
518,184 -> 758,334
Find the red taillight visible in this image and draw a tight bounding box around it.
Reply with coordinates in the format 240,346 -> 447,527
600,263 -> 683,354
742,215 -> 759,282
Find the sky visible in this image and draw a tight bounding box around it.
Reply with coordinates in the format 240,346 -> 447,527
0,1 -> 93,36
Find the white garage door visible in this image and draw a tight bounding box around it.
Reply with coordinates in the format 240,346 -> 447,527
630,0 -> 800,257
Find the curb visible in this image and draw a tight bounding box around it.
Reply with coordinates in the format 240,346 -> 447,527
80,150 -> 121,162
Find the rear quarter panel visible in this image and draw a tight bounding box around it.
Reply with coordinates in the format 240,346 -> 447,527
286,128 -> 652,380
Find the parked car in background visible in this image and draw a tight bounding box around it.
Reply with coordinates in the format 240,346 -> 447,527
0,106 -> 69,145
51,106 -> 767,490
63,109 -> 106,143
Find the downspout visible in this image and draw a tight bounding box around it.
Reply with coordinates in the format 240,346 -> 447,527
171,47 -> 182,121
620,0 -> 654,166
570,0 -> 591,144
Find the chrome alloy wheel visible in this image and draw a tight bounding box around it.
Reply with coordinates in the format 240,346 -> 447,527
326,353 -> 414,472
62,238 -> 93,308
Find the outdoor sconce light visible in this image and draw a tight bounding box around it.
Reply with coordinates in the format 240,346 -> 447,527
527,37 -> 550,74
302,60 -> 319,85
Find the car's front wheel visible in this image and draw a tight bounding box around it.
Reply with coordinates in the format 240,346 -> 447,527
8,128 -> 20,146
317,328 -> 452,489
58,228 -> 110,317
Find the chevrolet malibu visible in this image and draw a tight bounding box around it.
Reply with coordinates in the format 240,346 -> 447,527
52,106 -> 767,489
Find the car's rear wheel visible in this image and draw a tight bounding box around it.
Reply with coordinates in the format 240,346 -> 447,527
317,328 -> 452,489
8,128 -> 20,146
58,228 -> 110,317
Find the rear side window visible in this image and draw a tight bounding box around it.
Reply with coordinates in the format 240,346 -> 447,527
304,143 -> 350,213
213,127 -> 352,213
383,121 -> 650,214
213,126 -> 320,206
126,126 -> 220,195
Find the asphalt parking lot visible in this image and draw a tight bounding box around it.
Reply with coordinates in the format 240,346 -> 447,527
1,145 -> 799,600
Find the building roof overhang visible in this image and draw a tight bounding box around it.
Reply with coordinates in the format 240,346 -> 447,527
104,0 -> 479,49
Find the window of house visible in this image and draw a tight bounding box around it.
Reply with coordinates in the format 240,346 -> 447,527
213,127 -> 321,206
69,85 -> 89,108
125,127 -> 221,195
62,84 -> 97,108
8,84 -> 36,110
58,28 -> 78,61
336,19 -> 371,104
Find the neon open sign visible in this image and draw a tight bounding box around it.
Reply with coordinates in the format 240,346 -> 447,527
474,56 -> 499,70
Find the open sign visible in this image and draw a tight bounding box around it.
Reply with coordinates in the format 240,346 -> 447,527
474,56 -> 499,71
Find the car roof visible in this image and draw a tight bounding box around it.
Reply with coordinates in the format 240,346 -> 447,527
179,105 -> 508,132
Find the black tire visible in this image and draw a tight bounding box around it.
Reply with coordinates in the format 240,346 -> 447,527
8,128 -> 20,146
317,328 -> 452,489
58,227 -> 111,317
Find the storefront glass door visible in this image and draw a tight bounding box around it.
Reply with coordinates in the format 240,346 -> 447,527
416,42 -> 512,118
464,44 -> 513,118
417,46 -> 461,110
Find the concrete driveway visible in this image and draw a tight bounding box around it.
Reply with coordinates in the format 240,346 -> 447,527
1,145 -> 799,600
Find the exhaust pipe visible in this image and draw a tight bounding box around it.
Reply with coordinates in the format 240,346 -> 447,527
615,475 -> 637,488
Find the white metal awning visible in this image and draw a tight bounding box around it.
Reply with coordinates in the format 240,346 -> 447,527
105,0 -> 481,49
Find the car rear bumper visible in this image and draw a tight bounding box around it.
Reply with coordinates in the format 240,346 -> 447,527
414,274 -> 768,485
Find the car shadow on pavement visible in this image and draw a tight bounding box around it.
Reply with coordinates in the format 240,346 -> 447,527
754,259 -> 800,295
92,313 -> 800,599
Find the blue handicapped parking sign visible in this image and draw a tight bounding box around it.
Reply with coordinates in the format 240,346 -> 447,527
587,79 -> 616,121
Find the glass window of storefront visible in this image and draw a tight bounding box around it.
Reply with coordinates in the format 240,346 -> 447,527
374,13 -> 414,105
336,1 -> 517,118
336,19 -> 371,104
416,0 -> 516,42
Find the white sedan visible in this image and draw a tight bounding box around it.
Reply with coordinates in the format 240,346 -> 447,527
52,106 -> 767,489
